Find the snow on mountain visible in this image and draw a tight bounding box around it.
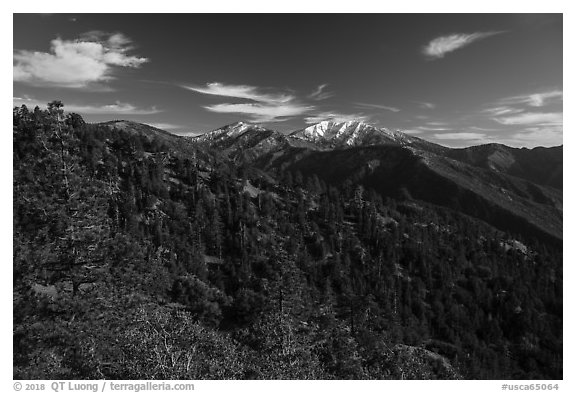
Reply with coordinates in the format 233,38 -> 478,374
289,120 -> 418,148
194,121 -> 268,143
191,121 -> 293,163
192,120 -> 446,158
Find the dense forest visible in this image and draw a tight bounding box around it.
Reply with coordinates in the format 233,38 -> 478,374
13,102 -> 562,379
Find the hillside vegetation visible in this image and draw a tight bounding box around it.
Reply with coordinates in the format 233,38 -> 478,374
13,103 -> 562,379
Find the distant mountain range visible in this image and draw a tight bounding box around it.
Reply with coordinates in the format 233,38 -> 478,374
96,119 -> 562,244
190,120 -> 563,244
193,120 -> 446,157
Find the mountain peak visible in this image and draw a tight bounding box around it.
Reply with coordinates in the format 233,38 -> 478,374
98,120 -> 175,138
289,120 -> 418,148
228,121 -> 255,128
195,121 -> 270,143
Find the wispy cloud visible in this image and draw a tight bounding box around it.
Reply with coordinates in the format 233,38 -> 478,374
182,82 -> 293,104
486,126 -> 563,148
204,103 -> 313,123
483,90 -> 563,144
144,122 -> 182,130
13,96 -> 37,105
356,102 -> 400,112
184,82 -> 391,124
14,32 -> 148,88
418,101 -> 436,109
13,97 -> 160,115
468,126 -> 500,132
303,111 -> 370,124
499,90 -> 563,107
402,124 -> 452,135
183,82 -> 312,122
403,129 -> 424,135
426,121 -> 450,127
423,31 -> 503,59
432,132 -> 487,141
494,112 -> 562,126
308,84 -> 334,101
417,126 -> 453,131
482,106 -> 524,116
505,126 -> 562,147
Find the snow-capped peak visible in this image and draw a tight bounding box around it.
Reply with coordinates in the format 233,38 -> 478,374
294,120 -> 367,141
195,121 -> 268,142
224,121 -> 266,135
288,120 -> 416,148
193,119 -> 424,151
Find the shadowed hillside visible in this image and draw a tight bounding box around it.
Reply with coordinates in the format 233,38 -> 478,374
13,105 -> 563,380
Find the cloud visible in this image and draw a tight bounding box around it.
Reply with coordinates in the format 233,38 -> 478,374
432,132 -> 487,141
13,96 -> 61,109
430,132 -> 493,148
13,97 -> 159,115
418,102 -> 436,109
488,125 -> 563,148
483,106 -> 524,116
145,122 -> 182,130
500,90 -> 563,107
204,103 -> 313,123
484,90 -> 563,140
403,129 -> 424,135
185,82 -> 315,122
506,126 -> 562,147
417,126 -> 453,131
304,111 -> 370,124
67,102 -> 159,115
494,112 -> 562,126
183,82 -> 293,104
356,102 -> 400,112
468,126 -> 500,132
423,32 -> 503,59
308,84 -> 334,101
14,33 -> 148,88
402,124 -> 453,135
185,82 -> 385,124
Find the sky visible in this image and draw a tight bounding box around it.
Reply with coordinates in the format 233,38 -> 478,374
13,13 -> 563,148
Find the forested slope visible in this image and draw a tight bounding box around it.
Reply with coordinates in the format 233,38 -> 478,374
13,103 -> 562,379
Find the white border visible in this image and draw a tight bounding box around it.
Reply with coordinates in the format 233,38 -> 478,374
3,2 -> 572,391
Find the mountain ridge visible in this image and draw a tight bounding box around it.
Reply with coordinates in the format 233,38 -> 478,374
190,120 -> 562,188
91,119 -> 562,243
187,119 -> 562,243
191,120 -> 562,157
289,120 -> 439,150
